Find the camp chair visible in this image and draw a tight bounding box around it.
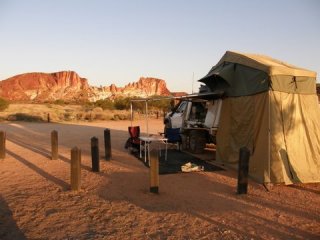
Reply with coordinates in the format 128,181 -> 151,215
125,126 -> 142,152
163,127 -> 182,150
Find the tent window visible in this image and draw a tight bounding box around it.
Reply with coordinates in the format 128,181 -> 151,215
291,76 -> 297,90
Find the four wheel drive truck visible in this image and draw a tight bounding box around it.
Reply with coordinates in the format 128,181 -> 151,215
164,91 -> 223,153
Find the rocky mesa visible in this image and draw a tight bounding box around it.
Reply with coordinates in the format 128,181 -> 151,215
0,71 -> 173,102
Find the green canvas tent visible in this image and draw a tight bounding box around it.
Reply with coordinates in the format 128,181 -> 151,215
199,51 -> 320,184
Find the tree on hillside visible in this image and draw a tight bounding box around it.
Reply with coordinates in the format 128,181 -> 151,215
0,98 -> 9,111
94,99 -> 114,110
114,97 -> 131,110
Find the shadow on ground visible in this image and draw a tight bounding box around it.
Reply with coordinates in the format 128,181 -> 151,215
130,148 -> 224,174
0,195 -> 26,240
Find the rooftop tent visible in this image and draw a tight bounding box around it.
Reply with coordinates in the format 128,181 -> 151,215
199,51 -> 317,96
199,51 -> 320,184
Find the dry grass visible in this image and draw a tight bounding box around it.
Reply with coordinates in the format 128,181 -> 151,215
0,103 -> 151,122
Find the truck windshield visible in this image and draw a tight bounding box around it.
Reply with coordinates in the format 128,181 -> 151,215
176,101 -> 188,113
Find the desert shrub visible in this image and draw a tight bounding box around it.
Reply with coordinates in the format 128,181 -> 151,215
95,112 -> 113,121
149,96 -> 171,111
129,96 -> 171,113
64,112 -> 75,121
130,97 -> 145,111
8,113 -> 44,122
46,112 -> 59,122
94,99 -> 114,110
83,101 -> 95,110
112,115 -> 120,121
114,97 -> 130,110
54,99 -> 66,105
84,112 -> 95,121
75,112 -> 85,120
0,98 -> 9,111
74,99 -> 91,106
112,113 -> 129,121
92,107 -> 103,112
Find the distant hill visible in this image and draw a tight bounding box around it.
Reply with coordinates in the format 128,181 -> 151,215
0,71 -> 184,102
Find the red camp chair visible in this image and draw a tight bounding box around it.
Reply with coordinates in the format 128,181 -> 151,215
125,126 -> 142,152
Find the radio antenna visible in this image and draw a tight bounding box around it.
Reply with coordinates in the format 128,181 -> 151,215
192,72 -> 194,93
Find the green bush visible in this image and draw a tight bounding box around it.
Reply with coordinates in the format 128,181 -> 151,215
83,101 -> 95,110
8,113 -> 44,122
94,99 -> 114,110
54,99 -> 66,105
64,112 -> 75,121
112,113 -> 129,121
114,97 -> 130,110
92,107 -> 103,112
93,96 -> 171,112
95,113 -> 113,121
129,96 -> 171,112
130,97 -> 145,111
0,98 -> 9,111
149,95 -> 171,111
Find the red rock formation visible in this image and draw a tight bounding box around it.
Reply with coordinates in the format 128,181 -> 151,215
88,77 -> 171,101
0,71 -> 173,102
117,77 -> 171,97
0,71 -> 89,102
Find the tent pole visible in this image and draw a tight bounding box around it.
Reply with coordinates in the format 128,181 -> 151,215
146,100 -> 149,136
268,90 -> 271,183
130,101 -> 133,127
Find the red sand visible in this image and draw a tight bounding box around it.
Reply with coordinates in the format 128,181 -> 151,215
0,119 -> 319,240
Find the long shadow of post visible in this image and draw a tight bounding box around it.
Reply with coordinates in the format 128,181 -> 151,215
0,195 -> 26,240
8,136 -> 92,172
7,150 -> 69,190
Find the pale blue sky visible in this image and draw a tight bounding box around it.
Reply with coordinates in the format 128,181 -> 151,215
0,0 -> 319,93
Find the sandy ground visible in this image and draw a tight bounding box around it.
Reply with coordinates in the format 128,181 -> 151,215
0,119 -> 319,240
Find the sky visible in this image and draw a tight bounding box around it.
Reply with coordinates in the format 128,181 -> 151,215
0,0 -> 319,93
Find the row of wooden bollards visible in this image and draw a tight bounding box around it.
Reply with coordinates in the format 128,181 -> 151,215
52,129 -> 112,191
149,147 -> 251,195
0,131 -> 6,159
1,129 -> 250,194
50,129 -> 111,162
0,129 -> 112,191
1,128 -> 158,193
148,147 -> 251,195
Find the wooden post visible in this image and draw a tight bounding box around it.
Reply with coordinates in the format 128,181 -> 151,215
237,147 -> 250,194
71,147 -> 81,191
149,149 -> 159,193
104,129 -> 111,160
91,137 -> 99,172
51,130 -> 58,160
0,131 -> 6,159
47,113 -> 51,123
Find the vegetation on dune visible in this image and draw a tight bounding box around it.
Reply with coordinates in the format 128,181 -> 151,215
0,98 -> 9,111
93,96 -> 171,112
8,113 -> 44,122
53,99 -> 66,105
94,99 -> 114,110
0,95 -> 172,122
